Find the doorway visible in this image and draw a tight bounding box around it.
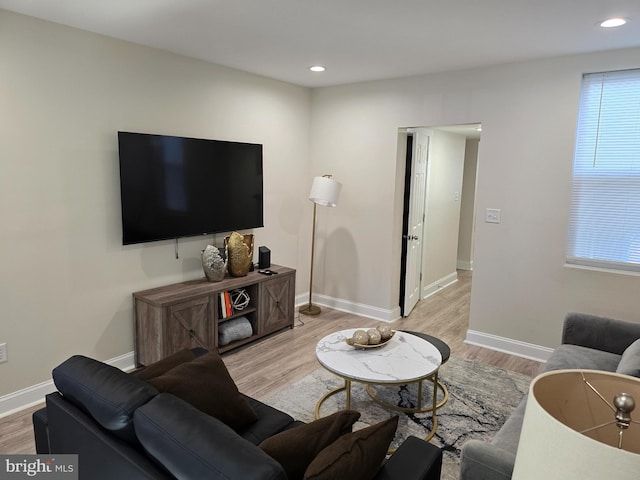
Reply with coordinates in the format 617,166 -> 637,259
400,128 -> 430,317
399,124 -> 480,317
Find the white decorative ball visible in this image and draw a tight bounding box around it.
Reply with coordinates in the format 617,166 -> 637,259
230,289 -> 250,310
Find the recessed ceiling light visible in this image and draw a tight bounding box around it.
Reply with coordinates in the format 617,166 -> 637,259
600,17 -> 627,28
310,65 -> 326,72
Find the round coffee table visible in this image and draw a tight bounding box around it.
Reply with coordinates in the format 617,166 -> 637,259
400,330 -> 451,410
315,329 -> 443,441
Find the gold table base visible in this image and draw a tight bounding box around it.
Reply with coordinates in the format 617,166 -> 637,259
314,371 -> 449,448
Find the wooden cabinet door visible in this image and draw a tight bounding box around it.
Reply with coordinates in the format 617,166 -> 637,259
164,296 -> 212,355
259,274 -> 294,334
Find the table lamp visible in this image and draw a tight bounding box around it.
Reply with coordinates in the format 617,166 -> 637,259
300,175 -> 342,316
512,369 -> 640,479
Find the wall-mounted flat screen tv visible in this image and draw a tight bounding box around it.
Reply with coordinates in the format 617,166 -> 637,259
118,131 -> 263,245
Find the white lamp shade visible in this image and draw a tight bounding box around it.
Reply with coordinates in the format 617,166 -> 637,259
309,176 -> 341,207
513,369 -> 640,480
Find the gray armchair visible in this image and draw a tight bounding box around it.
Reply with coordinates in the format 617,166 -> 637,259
459,312 -> 640,480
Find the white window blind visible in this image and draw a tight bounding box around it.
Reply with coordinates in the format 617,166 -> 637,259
567,69 -> 640,272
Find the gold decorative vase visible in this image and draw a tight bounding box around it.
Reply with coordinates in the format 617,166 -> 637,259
225,232 -> 254,277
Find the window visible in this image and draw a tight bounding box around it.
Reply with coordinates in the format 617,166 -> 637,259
567,68 -> 640,272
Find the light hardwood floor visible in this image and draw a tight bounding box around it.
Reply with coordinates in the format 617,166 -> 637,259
0,270 -> 542,455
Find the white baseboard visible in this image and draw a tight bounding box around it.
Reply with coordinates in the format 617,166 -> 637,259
465,329 -> 554,363
0,351 -> 136,418
457,260 -> 473,270
422,271 -> 458,299
294,274 -> 463,323
295,293 -> 399,322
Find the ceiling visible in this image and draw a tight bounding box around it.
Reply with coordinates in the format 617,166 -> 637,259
1,0 -> 639,88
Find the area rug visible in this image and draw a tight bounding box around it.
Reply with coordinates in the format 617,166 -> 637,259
264,356 -> 532,480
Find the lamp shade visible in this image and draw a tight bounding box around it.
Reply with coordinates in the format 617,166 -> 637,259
513,369 -> 640,480
309,176 -> 341,207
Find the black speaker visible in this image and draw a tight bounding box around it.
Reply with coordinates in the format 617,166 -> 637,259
258,246 -> 271,269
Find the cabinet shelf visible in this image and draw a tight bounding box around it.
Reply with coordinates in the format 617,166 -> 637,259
219,306 -> 257,324
218,333 -> 263,354
133,264 -> 295,366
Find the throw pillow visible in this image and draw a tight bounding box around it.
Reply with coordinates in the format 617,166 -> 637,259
259,410 -> 361,480
146,350 -> 257,431
131,348 -> 200,381
303,416 -> 399,480
616,338 -> 640,377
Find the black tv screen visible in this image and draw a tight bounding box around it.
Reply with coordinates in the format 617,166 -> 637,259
118,132 -> 263,245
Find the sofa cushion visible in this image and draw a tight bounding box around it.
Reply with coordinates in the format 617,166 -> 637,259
146,350 -> 257,431
616,338 -> 640,377
487,343 -> 625,462
491,395 -> 527,454
259,410 -> 361,480
131,348 -> 206,381
562,313 -> 640,355
541,344 -> 621,374
303,416 -> 398,480
135,393 -> 287,480
240,396 -> 299,445
52,355 -> 157,444
460,439 -> 516,480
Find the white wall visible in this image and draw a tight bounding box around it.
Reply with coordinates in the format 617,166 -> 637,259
4,8 -> 640,406
308,86 -> 407,319
457,138 -> 479,270
311,46 -> 640,351
0,10 -> 310,397
422,130 -> 465,289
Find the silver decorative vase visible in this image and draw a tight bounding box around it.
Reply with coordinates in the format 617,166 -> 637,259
201,245 -> 227,282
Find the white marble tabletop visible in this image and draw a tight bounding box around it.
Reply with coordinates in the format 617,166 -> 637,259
316,328 -> 442,384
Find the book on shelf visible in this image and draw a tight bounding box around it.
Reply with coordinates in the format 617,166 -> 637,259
219,291 -> 233,318
219,292 -> 227,318
224,291 -> 232,318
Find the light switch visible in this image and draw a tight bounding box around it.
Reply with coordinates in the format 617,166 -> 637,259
485,208 -> 501,224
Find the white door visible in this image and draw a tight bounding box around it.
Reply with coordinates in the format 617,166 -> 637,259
402,129 -> 430,316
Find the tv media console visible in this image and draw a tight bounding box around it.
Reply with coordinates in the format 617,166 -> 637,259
133,264 -> 295,366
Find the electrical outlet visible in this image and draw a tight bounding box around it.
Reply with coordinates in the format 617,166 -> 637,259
0,343 -> 6,363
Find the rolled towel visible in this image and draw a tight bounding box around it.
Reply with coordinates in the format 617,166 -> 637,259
218,316 -> 253,346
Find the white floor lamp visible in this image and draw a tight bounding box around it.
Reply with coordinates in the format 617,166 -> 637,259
300,175 -> 342,316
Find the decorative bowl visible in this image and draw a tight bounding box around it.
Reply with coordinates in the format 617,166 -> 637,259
346,331 -> 395,349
